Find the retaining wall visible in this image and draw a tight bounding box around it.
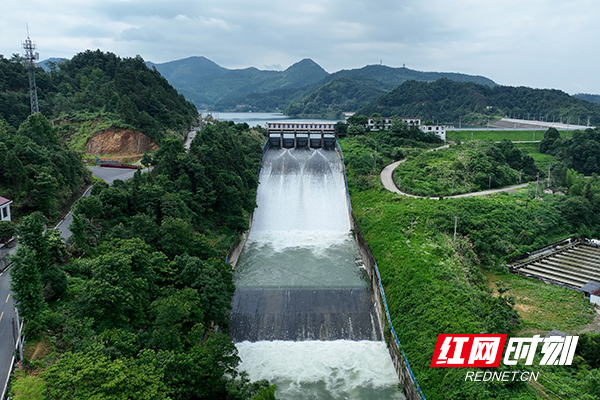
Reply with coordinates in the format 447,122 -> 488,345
338,142 -> 425,400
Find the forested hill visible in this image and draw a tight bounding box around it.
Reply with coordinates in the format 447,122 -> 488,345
0,50 -> 198,142
148,57 -> 329,108
323,64 -> 496,89
357,78 -> 600,125
145,56 -> 498,115
574,93 -> 600,104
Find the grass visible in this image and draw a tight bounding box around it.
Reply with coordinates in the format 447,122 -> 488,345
9,371 -> 45,400
514,143 -> 557,172
55,111 -> 135,153
488,272 -> 594,333
392,141 -> 535,197
447,130 -> 573,143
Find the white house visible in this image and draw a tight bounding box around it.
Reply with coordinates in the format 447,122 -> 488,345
366,117 -> 446,141
367,117 -> 421,131
0,196 -> 12,222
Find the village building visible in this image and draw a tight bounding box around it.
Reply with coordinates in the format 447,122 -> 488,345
366,117 -> 447,141
0,197 -> 12,222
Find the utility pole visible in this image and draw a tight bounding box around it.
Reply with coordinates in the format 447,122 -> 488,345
519,171 -> 522,184
459,116 -> 462,129
22,25 -> 40,114
453,216 -> 458,243
547,165 -> 551,188
372,151 -> 377,173
489,174 -> 492,189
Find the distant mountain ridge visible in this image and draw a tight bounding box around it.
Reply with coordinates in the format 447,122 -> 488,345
147,57 -> 328,108
356,78 -> 600,125
574,93 -> 600,104
146,56 -> 498,115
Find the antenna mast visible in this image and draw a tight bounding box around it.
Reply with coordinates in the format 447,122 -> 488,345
22,25 -> 40,114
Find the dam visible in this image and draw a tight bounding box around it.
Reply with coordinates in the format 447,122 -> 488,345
230,147 -> 404,399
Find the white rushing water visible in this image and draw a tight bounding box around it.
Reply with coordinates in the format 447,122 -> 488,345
233,148 -> 404,399
237,341 -> 404,400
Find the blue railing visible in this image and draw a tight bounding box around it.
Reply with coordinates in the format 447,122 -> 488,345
336,141 -> 426,400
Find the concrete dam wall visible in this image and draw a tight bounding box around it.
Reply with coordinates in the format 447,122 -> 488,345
230,147 -> 404,399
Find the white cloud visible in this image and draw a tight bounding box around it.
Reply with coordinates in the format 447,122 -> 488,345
1,0 -> 600,93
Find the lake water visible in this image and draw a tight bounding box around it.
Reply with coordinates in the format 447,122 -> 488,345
199,111 -> 342,128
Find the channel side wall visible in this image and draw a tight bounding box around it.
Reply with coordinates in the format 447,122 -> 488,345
337,142 -> 425,400
226,140 -> 270,268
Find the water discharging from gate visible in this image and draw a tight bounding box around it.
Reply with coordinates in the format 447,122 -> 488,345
231,148 -> 404,399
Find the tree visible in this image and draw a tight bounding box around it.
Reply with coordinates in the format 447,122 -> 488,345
43,349 -> 167,400
148,288 -> 205,352
0,221 -> 15,240
162,333 -> 240,400
10,246 -> 46,331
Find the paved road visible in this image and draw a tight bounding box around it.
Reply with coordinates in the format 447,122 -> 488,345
0,246 -> 17,400
380,145 -> 530,199
0,165 -> 147,398
88,166 -> 143,185
184,129 -> 197,150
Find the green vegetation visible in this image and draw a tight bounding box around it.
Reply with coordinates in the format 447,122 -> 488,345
151,56 -> 496,114
488,273 -> 593,332
514,142 -> 557,173
285,77 -> 386,119
393,140 -> 537,197
358,78 -> 600,126
339,130 -> 598,399
9,122 -> 274,400
0,114 -> 90,219
447,129 -> 560,142
0,50 -> 199,145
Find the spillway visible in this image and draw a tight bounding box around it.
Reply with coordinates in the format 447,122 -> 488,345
230,148 -> 404,399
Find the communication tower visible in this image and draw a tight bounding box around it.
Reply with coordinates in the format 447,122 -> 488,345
22,26 -> 40,114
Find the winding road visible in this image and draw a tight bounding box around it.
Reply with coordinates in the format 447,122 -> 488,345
380,145 -> 530,199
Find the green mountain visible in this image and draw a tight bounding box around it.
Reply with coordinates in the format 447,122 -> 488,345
284,77 -> 387,117
324,64 -> 496,90
357,78 -> 600,125
281,66 -> 497,118
148,57 -> 329,108
0,50 -> 198,143
147,56 -> 498,115
574,93 -> 600,104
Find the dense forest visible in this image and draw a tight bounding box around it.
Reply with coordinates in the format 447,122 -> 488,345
339,129 -> 600,399
357,78 -> 600,126
0,51 -> 199,145
0,114 -> 89,220
0,49 -> 200,219
9,122 -> 276,399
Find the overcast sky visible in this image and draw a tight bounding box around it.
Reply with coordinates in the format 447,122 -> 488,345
2,0 -> 599,94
